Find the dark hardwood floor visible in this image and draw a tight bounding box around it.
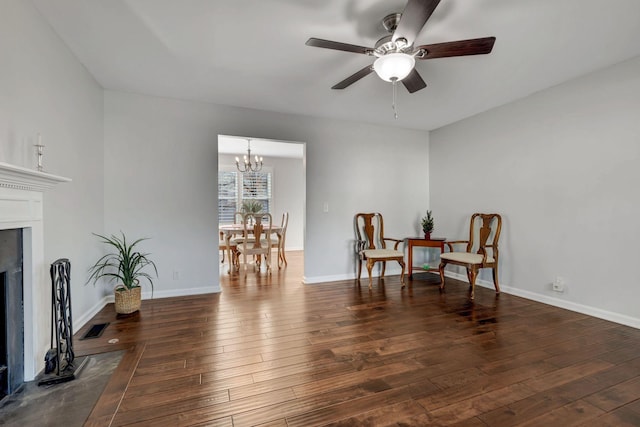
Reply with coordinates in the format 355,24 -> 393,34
75,251 -> 640,426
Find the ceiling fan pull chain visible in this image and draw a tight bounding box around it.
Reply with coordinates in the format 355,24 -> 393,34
392,79 -> 399,119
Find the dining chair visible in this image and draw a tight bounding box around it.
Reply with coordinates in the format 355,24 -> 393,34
218,230 -> 237,265
438,213 -> 502,299
220,212 -> 247,270
354,212 -> 405,289
236,213 -> 273,272
230,211 -> 254,248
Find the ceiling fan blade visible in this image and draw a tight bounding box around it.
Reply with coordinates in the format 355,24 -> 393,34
402,69 -> 427,93
331,65 -> 374,89
416,37 -> 496,59
306,38 -> 372,55
393,0 -> 441,47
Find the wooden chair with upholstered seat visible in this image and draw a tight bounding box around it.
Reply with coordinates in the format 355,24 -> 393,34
219,212 -> 246,269
354,212 -> 405,289
218,231 -> 237,265
236,213 -> 273,272
438,213 -> 502,299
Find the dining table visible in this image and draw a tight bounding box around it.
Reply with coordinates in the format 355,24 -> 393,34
219,223 -> 284,273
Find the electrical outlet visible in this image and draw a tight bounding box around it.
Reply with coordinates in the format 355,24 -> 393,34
173,271 -> 179,280
552,276 -> 565,292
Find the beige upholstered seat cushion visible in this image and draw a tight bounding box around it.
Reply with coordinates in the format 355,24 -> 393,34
231,237 -> 255,245
219,239 -> 236,249
441,252 -> 494,264
237,239 -> 271,250
363,249 -> 403,259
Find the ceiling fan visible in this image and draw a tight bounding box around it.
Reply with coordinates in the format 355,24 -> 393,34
306,0 -> 496,94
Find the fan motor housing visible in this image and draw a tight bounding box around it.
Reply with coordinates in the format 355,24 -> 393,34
374,35 -> 412,57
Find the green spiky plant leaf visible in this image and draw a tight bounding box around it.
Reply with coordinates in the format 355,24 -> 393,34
87,232 -> 158,294
241,200 -> 263,214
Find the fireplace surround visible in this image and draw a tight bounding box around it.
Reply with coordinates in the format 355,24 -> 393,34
0,162 -> 70,383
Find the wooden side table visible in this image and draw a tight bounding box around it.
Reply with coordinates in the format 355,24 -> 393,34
406,237 -> 446,279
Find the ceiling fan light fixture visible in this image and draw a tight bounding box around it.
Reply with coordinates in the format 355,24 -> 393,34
373,52 -> 415,82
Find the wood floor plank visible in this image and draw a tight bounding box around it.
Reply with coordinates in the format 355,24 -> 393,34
583,376 -> 640,411
424,382 -> 534,425
284,387 -> 413,427
517,399 -> 605,426
321,399 -> 433,426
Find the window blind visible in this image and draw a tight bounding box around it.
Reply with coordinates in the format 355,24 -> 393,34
218,169 -> 272,224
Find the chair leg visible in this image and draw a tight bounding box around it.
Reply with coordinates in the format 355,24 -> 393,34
398,259 -> 405,287
464,268 -> 472,287
277,235 -> 287,267
227,245 -> 234,274
381,261 -> 387,278
438,261 -> 447,290
469,267 -> 478,299
357,257 -> 363,281
492,267 -> 501,294
366,259 -> 375,289
266,250 -> 272,273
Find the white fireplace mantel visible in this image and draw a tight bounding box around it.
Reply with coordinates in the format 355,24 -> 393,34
0,161 -> 71,381
0,161 -> 71,191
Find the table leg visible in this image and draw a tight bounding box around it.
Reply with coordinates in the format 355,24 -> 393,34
408,241 -> 414,279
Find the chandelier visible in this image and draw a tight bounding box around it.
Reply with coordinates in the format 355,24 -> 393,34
235,139 -> 263,173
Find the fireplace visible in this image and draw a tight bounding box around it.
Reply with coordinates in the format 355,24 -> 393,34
0,229 -> 23,398
0,162 -> 70,387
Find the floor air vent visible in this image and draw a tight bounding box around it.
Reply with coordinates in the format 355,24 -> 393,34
81,323 -> 110,340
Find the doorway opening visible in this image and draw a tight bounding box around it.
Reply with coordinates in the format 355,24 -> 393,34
217,135 -> 305,279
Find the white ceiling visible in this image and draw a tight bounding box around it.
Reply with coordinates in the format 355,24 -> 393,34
33,0 -> 640,131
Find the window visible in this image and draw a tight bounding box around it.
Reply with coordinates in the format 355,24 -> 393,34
218,168 -> 272,224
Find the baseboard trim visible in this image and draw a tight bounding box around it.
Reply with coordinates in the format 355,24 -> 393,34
443,271 -> 640,329
74,295 -> 112,331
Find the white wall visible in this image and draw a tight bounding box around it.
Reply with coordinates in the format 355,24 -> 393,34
104,90 -> 430,291
0,0 -> 105,375
219,153 -> 304,250
430,55 -> 640,326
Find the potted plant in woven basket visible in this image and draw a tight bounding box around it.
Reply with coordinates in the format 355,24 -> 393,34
87,232 -> 158,314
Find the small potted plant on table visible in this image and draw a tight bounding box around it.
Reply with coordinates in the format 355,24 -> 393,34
421,210 -> 434,240
87,232 -> 158,314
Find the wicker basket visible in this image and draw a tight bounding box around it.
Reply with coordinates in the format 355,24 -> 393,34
114,286 -> 142,314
